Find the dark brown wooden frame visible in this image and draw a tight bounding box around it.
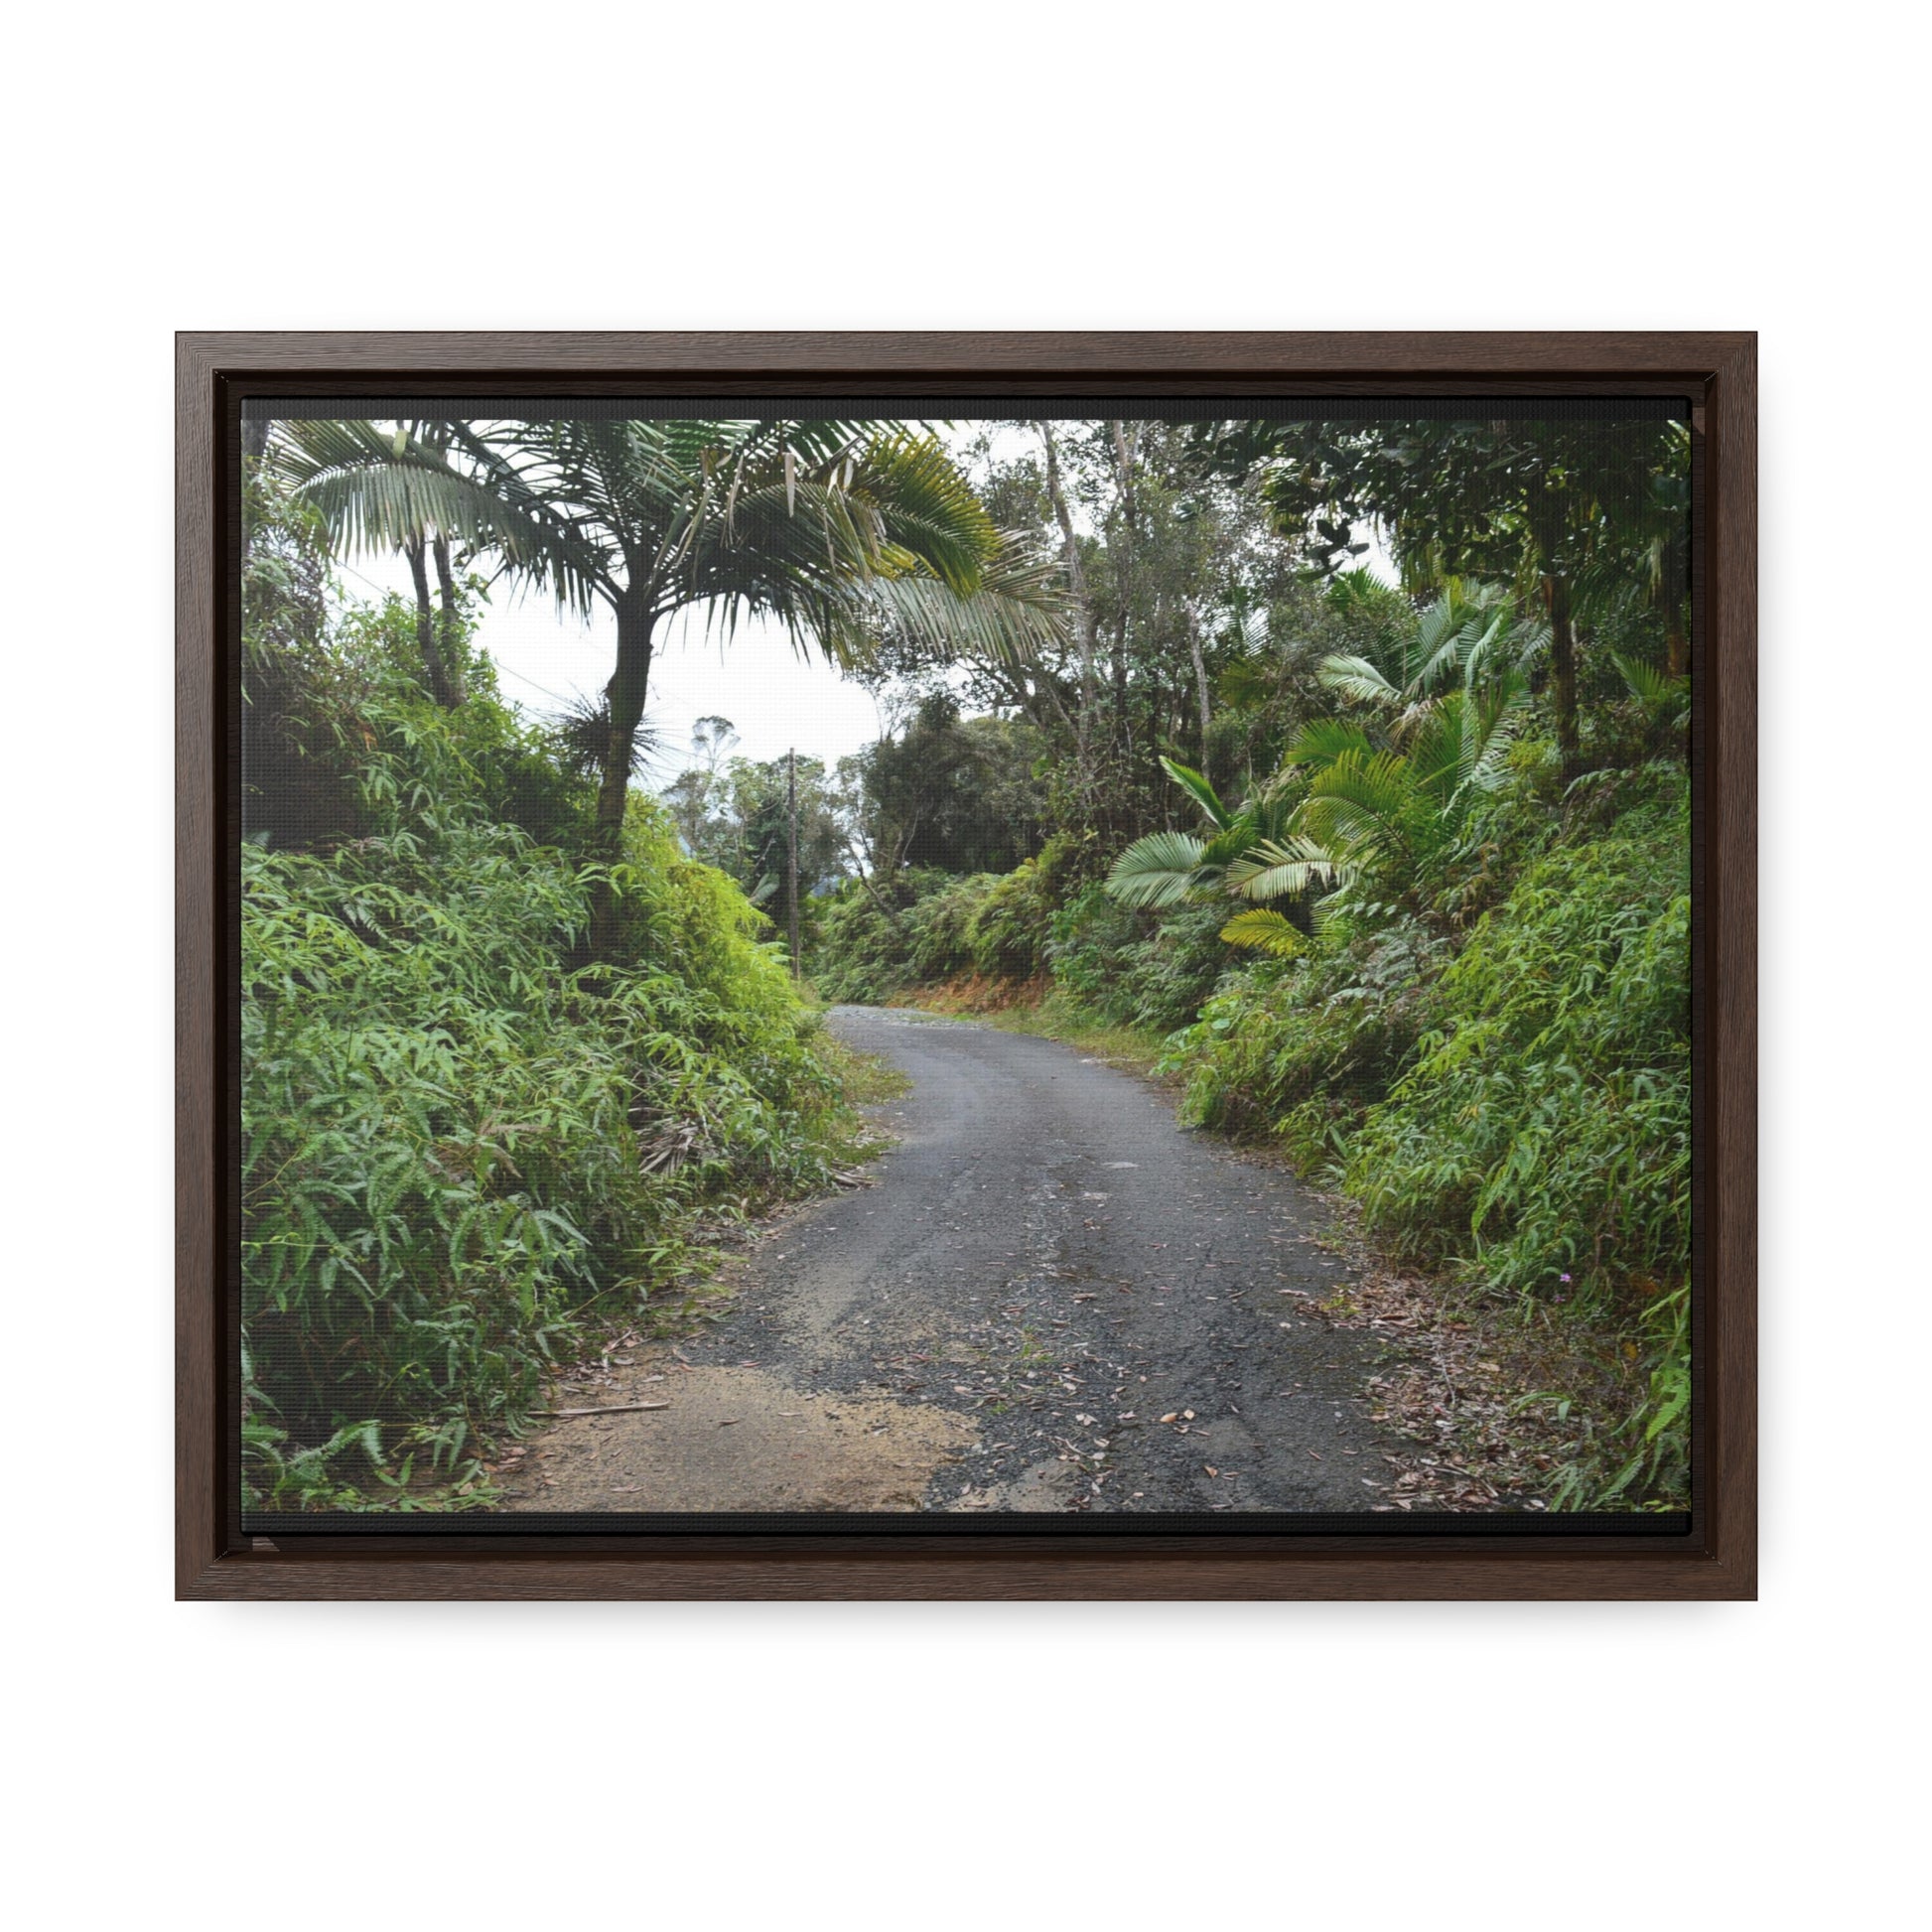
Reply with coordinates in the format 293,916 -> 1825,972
178,331 -> 1755,1599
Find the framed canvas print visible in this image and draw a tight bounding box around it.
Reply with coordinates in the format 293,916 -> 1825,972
177,332 -> 1755,1598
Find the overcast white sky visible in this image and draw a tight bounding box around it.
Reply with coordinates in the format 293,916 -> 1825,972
321,421 -> 1396,781
333,545 -> 891,774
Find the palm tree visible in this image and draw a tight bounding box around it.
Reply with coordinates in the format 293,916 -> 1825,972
1312,580 -> 1546,723
274,416 -> 1069,949
1259,683 -> 1529,898
1203,417 -> 1690,777
264,419 -> 477,706
1271,583 -> 1540,895
1107,589 -> 1538,948
1105,756 -> 1328,957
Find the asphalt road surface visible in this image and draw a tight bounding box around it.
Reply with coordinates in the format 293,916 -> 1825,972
498,1006 -> 1394,1516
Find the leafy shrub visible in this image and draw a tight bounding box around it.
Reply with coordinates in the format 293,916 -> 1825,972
1046,887 -> 1233,1035
813,833 -> 1229,1024
242,624 -> 846,1508
1043,884 -> 1138,1013
1591,1281 -> 1690,1510
1165,915 -> 1448,1157
811,868 -> 1033,1000
808,889 -> 910,1005
1342,778 -> 1691,1305
905,872 -> 997,980
966,858 -> 1053,979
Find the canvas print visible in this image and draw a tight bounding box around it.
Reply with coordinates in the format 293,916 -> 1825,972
239,404 -> 1692,1525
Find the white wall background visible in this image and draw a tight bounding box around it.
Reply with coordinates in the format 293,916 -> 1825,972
2,3 -> 1921,1925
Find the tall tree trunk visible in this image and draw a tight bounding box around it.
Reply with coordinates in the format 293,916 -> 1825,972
1039,423 -> 1097,793
1186,604 -> 1212,770
851,851 -> 903,928
1543,573 -> 1582,780
1660,515 -> 1690,678
1108,420 -> 1136,759
431,532 -> 467,704
591,599 -> 655,958
404,535 -> 454,707
785,749 -> 802,980
1531,482 -> 1583,780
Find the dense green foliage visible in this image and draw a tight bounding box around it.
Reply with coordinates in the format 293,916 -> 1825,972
241,499 -> 853,1509
806,420 -> 1694,1509
1342,774 -> 1690,1304
1165,768 -> 1689,1284
1046,889 -> 1232,1035
1168,914 -> 1448,1149
810,864 -> 1048,1004
246,410 -> 1696,1514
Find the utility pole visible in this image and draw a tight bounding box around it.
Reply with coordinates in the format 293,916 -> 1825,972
786,747 -> 801,982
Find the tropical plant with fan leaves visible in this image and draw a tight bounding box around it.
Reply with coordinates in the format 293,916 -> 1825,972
1226,692 -> 1529,918
1108,588 -> 1538,945
1104,756 -> 1328,955
263,419 -> 483,707
1611,651 -> 1691,728
1313,580 -> 1547,723
272,416 -> 1071,948
1194,415 -> 1690,776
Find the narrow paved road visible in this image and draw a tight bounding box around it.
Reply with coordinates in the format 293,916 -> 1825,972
499,1007 -> 1395,1516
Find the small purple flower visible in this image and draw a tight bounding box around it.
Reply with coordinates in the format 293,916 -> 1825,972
1559,1273 -> 1573,1285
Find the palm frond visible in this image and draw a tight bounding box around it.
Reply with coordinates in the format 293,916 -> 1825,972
1282,718 -> 1378,770
1197,820 -> 1259,870
842,529 -> 1072,667
1466,672 -> 1534,790
273,418 -> 616,619
1410,594 -> 1471,692
1405,693 -> 1473,804
1218,908 -> 1305,958
1223,835 -> 1342,902
853,429 -> 1000,595
1106,831 -> 1208,908
1316,653 -> 1401,707
1160,756 -> 1235,830
1296,751 -> 1423,871
1613,652 -> 1689,711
